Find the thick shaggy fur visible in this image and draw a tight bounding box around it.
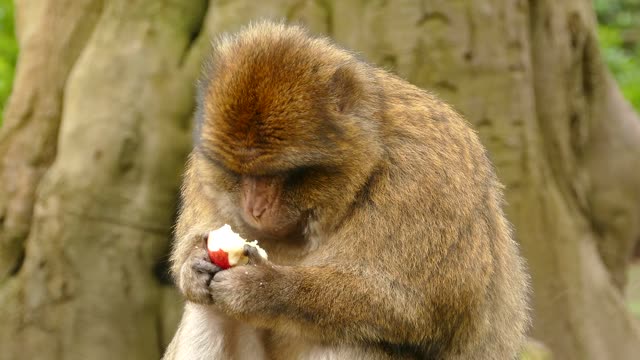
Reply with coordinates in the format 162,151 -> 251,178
164,21 -> 530,360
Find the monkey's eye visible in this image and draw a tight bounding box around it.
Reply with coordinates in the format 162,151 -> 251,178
206,159 -> 241,188
203,156 -> 239,178
216,165 -> 241,182
284,166 -> 316,188
197,147 -> 240,180
217,163 -> 240,178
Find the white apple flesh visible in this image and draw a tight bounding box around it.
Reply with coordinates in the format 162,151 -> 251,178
206,225 -> 268,269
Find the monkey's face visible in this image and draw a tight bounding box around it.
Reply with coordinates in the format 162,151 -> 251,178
194,32 -> 382,239
195,151 -> 321,240
194,102 -> 354,241
238,175 -> 304,238
229,171 -> 308,239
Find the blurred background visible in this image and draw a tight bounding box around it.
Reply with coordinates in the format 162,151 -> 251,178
0,1 -> 639,359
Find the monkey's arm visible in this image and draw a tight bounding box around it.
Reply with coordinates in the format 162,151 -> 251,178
207,214 -> 481,350
170,153 -> 226,303
210,264 -> 419,344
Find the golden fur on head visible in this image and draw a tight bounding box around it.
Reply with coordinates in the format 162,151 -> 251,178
196,22 -> 381,176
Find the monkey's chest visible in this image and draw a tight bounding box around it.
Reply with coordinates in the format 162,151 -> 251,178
212,312 -> 387,360
258,239 -> 314,266
262,332 -> 383,360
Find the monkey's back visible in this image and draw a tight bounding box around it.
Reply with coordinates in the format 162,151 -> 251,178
368,69 -> 530,358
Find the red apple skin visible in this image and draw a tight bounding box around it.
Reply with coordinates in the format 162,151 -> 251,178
208,248 -> 231,269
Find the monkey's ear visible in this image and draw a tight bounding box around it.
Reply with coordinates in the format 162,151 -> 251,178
329,66 -> 363,113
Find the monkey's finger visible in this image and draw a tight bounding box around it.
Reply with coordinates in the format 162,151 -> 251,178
243,245 -> 268,266
197,233 -> 208,248
192,257 -> 222,275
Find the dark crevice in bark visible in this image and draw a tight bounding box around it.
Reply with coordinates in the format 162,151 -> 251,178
581,36 -> 596,101
8,246 -> 25,276
568,111 -> 582,158
525,0 -> 538,78
316,0 -> 334,37
568,12 -> 581,50
381,54 -> 398,70
0,92 -> 36,149
416,11 -> 450,26
434,80 -> 458,93
179,0 -> 209,67
154,254 -> 174,286
155,196 -> 181,287
156,310 -> 167,358
465,4 -> 476,65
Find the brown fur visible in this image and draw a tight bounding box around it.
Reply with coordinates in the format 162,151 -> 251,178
164,21 -> 530,360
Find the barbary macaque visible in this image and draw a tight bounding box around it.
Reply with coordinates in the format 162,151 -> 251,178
163,21 -> 530,360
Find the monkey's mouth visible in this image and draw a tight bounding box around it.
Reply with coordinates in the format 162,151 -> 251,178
241,215 -> 308,243
250,219 -> 299,237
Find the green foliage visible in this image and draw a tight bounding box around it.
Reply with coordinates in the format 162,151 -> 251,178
595,0 -> 640,110
0,0 -> 17,125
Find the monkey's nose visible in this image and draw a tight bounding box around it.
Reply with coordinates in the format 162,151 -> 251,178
252,205 -> 266,220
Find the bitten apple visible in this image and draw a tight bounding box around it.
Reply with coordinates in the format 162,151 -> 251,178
206,225 -> 268,269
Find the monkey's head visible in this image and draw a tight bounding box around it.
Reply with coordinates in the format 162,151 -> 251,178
194,22 -> 383,239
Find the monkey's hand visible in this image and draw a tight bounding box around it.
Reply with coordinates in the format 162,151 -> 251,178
208,245 -> 278,313
242,244 -> 270,266
177,234 -> 223,304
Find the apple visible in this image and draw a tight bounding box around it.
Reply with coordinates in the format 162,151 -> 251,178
207,248 -> 233,270
206,225 -> 267,269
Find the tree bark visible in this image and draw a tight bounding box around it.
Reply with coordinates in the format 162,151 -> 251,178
0,1 -> 209,359
1,1 -> 639,359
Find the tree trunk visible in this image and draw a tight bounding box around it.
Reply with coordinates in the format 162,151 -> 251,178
1,1 -> 639,359
0,1 -> 208,359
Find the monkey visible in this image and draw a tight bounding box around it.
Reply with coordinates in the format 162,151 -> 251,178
163,21 -> 530,360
